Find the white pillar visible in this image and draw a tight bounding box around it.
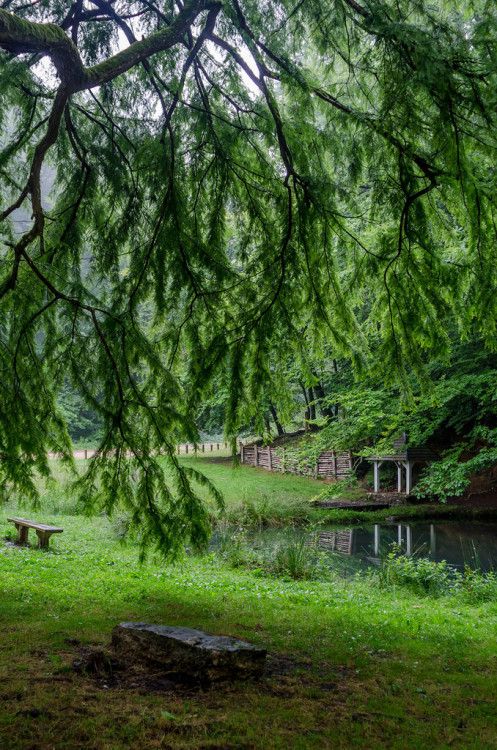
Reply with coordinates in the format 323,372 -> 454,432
405,461 -> 412,494
373,461 -> 380,492
374,525 -> 380,557
397,462 -> 403,492
430,524 -> 436,556
398,524 -> 402,548
406,526 -> 412,557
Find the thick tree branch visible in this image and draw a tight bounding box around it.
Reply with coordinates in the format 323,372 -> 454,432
0,0 -> 218,91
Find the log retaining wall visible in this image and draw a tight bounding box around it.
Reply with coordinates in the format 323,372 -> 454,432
240,445 -> 353,479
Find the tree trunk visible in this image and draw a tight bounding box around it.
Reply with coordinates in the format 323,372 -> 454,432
299,380 -> 309,407
269,402 -> 285,436
308,387 -> 316,422
333,360 -> 340,417
312,379 -> 334,421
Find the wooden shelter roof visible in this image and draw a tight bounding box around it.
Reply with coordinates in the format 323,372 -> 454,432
367,433 -> 440,463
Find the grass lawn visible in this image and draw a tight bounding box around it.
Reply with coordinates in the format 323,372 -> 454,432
1,456 -> 497,749
177,454 -> 363,524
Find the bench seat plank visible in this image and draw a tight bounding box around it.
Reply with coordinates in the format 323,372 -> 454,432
7,517 -> 64,548
7,517 -> 63,533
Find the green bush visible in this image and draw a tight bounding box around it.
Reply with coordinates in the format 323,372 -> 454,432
311,476 -> 358,503
379,553 -> 455,596
378,551 -> 497,603
454,567 -> 497,604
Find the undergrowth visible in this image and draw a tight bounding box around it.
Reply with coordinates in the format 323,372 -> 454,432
376,550 -> 497,603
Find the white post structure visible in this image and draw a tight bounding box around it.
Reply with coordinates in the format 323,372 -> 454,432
405,461 -> 413,494
397,462 -> 403,492
430,524 -> 436,556
374,525 -> 380,557
254,444 -> 258,466
373,461 -> 383,492
240,444 -> 244,463
406,525 -> 412,556
398,524 -> 402,548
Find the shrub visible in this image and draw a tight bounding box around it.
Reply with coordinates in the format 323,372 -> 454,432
378,552 -> 454,596
378,551 -> 497,603
311,475 -> 358,503
454,566 -> 497,604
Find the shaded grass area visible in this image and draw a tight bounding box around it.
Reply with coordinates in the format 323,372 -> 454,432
1,503 -> 497,749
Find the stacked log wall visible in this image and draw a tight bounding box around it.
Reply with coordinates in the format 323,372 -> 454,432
240,445 -> 353,479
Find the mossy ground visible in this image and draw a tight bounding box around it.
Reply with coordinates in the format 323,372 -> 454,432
1,455 -> 497,748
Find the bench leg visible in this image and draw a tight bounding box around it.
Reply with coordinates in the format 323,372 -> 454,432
15,524 -> 29,544
36,531 -> 51,549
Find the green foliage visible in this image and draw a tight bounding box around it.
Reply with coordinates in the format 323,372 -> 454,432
378,551 -> 497,603
378,552 -> 455,596
1,0 -> 497,551
215,526 -> 329,580
311,476 -> 358,503
415,428 -> 497,501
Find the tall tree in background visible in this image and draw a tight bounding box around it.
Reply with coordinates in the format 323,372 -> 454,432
0,0 -> 496,554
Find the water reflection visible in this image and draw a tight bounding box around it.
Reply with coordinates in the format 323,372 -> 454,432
320,522 -> 497,569
212,522 -> 497,571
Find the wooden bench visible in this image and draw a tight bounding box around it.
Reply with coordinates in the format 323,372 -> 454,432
7,517 -> 63,549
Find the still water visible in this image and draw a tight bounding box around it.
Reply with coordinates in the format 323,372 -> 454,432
211,522 -> 497,571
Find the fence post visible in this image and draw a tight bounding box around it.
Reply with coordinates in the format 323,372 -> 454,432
84,449 -> 88,460
217,443 -> 219,450
210,444 -> 213,452
282,447 -> 285,473
201,444 -> 205,453
333,449 -> 337,478
254,444 -> 258,466
268,446 -> 272,470
241,444 -> 244,463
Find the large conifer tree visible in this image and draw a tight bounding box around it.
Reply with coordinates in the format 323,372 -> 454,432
0,0 -> 496,553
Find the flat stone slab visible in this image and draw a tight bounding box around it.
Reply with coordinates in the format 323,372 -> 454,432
312,499 -> 391,510
111,623 -> 266,683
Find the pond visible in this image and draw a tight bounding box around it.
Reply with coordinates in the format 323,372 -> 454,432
210,521 -> 497,573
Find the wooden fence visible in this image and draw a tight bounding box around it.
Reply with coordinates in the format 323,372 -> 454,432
48,442 -> 235,461
240,444 -> 353,480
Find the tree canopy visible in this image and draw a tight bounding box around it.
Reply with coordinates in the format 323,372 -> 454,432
1,0 -> 496,555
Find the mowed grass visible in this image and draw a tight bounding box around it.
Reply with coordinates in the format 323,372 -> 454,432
39,452 -> 363,526
1,457 -> 497,748
175,454 -> 363,525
